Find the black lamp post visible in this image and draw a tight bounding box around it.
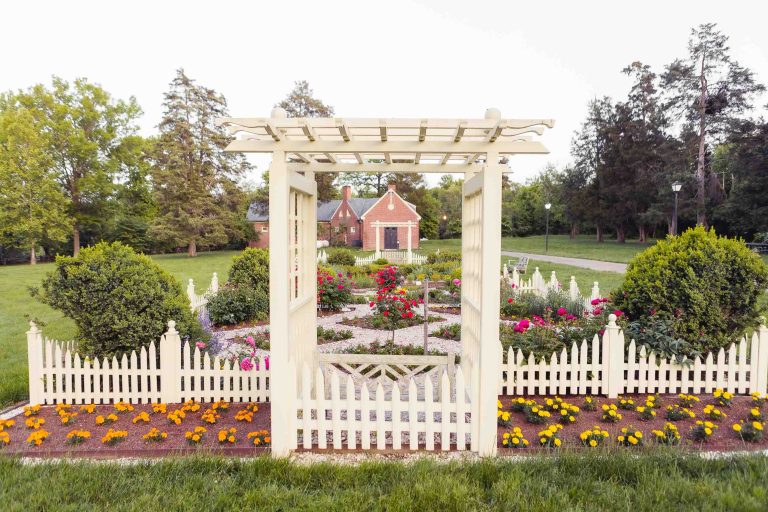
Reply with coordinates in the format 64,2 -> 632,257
671,181 -> 682,236
544,203 -> 552,252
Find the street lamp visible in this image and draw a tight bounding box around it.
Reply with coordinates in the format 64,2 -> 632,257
671,181 -> 682,236
544,203 -> 552,252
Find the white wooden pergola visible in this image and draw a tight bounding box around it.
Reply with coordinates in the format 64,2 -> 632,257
218,109 -> 554,456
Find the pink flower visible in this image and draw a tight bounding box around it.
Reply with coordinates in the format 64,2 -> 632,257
614,310 -> 624,317
598,329 -> 605,337
557,307 -> 567,316
600,298 -> 608,303
591,299 -> 600,306
195,342 -> 206,350
453,279 -> 461,286
245,336 -> 255,347
507,298 -> 514,304
337,284 -> 344,290
369,301 -> 375,307
518,319 -> 530,329
592,308 -> 603,316
265,356 -> 270,370
240,358 -> 254,371
566,314 -> 576,321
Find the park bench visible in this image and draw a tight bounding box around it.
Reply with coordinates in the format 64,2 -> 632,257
746,243 -> 768,254
513,256 -> 529,273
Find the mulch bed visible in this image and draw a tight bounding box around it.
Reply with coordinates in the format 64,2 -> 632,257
338,315 -> 445,330
213,319 -> 269,331
497,393 -> 768,453
428,306 -> 461,315
0,402 -> 271,458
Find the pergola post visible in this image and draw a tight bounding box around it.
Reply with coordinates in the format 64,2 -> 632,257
406,221 -> 413,263
267,150 -> 293,458
477,153 -> 503,456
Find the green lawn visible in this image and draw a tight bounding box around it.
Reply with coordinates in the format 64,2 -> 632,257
0,251 -> 238,407
0,249 -> 624,408
2,452 -> 767,510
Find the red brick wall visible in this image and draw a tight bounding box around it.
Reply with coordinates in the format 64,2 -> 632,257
249,222 -> 270,248
360,191 -> 420,251
329,199 -> 362,246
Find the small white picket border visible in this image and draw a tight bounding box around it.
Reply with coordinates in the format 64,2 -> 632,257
500,315 -> 768,398
26,320 -> 269,405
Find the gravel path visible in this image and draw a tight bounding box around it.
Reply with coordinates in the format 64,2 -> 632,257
502,251 -> 627,273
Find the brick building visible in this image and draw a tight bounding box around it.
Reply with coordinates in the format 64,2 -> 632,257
247,184 -> 420,250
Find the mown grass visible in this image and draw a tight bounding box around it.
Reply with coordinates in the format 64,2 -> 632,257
0,251 -> 238,407
1,452 -> 767,511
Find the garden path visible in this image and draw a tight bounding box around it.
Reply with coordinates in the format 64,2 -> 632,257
501,251 -> 627,273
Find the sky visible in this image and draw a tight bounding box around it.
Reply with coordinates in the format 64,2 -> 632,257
2,0 -> 767,186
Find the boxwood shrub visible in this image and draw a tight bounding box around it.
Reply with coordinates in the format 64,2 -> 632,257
228,248 -> 269,294
34,242 -> 205,358
207,285 -> 269,326
327,249 -> 356,266
615,227 -> 768,353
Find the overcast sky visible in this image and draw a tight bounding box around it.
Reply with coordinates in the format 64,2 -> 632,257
3,0 -> 767,185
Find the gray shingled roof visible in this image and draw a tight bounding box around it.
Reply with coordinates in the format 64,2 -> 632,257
247,194 -> 417,222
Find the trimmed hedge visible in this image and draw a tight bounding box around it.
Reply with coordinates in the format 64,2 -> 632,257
207,285 -> 269,326
327,249 -> 356,266
34,242 -> 205,358
228,248 -> 269,294
615,227 -> 768,353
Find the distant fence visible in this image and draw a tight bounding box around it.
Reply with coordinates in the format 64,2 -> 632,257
502,264 -> 599,311
186,273 -> 219,313
26,321 -> 270,405
499,315 -> 768,398
355,250 -> 428,266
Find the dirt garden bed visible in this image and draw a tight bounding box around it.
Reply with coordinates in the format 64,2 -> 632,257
496,393 -> 768,453
428,306 -> 461,315
0,402 -> 271,458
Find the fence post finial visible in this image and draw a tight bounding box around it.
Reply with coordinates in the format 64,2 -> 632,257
604,313 -> 622,399
26,320 -> 44,405
166,320 -> 177,334
211,272 -> 219,293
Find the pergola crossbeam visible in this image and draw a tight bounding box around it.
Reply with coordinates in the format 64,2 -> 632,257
224,139 -> 550,155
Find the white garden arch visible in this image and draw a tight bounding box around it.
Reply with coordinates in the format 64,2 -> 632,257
218,109 -> 554,456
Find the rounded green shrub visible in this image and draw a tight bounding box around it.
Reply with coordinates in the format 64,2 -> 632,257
34,242 -> 205,358
327,249 -> 356,266
615,227 -> 768,353
207,286 -> 269,326
427,250 -> 461,264
228,248 -> 269,294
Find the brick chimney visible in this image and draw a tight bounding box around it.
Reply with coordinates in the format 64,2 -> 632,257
387,183 -> 397,193
342,185 -> 352,201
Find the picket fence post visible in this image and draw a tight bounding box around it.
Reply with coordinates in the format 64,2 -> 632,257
210,272 -> 219,293
756,318 -> 768,394
603,314 -> 624,398
159,320 -> 182,404
568,276 -> 579,302
591,282 -> 600,301
26,321 -> 44,405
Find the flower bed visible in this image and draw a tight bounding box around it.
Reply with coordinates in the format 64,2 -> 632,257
0,402 -> 271,458
338,314 -> 445,330
497,393 -> 767,453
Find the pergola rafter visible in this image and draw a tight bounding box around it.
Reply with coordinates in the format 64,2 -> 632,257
218,108 -> 554,458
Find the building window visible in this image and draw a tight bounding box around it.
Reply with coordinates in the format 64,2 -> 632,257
345,210 -> 350,217
261,226 -> 268,232
334,226 -> 341,233
350,227 -> 356,233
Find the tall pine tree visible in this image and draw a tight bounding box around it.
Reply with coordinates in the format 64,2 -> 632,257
662,23 -> 765,226
150,69 -> 250,256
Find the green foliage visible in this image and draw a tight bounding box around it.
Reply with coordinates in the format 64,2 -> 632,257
326,249 -> 356,266
206,285 -> 268,326
227,248 -> 269,294
374,257 -> 389,265
615,227 -> 768,352
33,242 -> 204,358
426,250 -> 461,264
341,340 -> 448,357
0,107 -> 72,260
431,322 -> 461,341
626,316 -> 699,363
316,326 -> 353,344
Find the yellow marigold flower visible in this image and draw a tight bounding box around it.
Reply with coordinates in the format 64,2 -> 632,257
554,438 -> 561,447
733,423 -> 742,432
629,436 -> 638,445
753,422 -> 763,431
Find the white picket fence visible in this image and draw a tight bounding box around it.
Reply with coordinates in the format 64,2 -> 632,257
26,321 -> 270,405
295,362 -> 471,451
317,250 -> 328,264
186,273 -> 219,313
502,265 -> 600,311
500,315 -> 768,398
355,250 -> 428,266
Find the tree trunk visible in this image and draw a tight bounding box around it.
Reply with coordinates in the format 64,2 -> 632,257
638,225 -> 647,243
596,226 -> 604,242
72,226 -> 80,256
616,227 -> 626,243
188,239 -> 197,257
30,244 -> 36,265
696,54 -> 708,227
569,224 -> 578,239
